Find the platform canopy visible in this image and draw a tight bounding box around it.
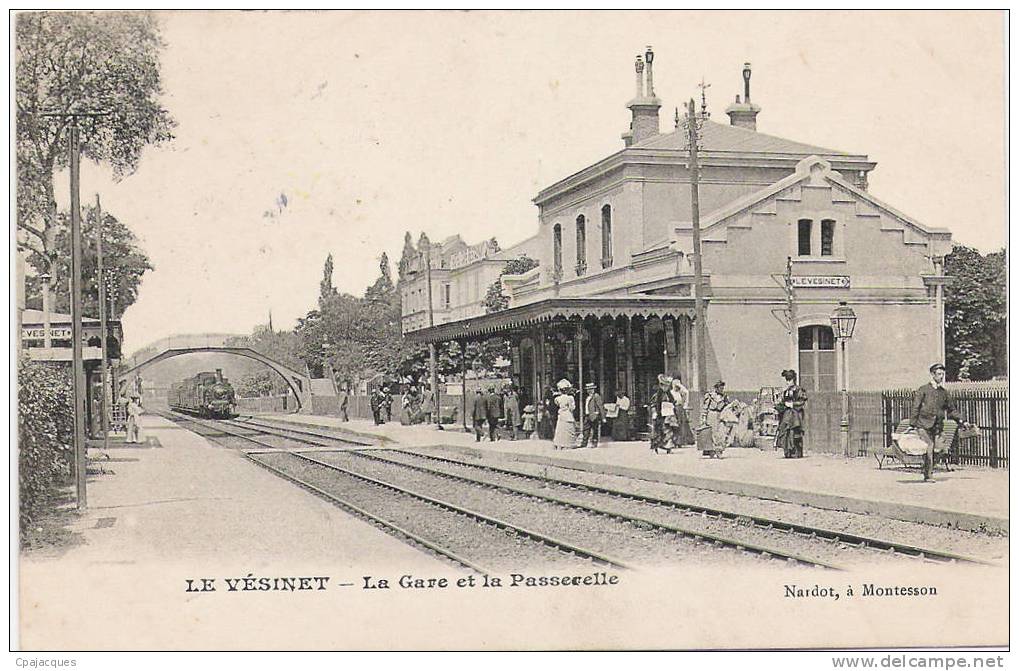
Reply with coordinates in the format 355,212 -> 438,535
405,296 -> 700,344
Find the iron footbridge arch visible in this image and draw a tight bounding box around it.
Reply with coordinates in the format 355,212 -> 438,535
117,346 -> 313,412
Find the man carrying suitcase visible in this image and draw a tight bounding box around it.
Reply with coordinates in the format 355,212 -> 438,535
910,363 -> 964,481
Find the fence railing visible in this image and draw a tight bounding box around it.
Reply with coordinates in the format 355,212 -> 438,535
882,388 -> 1008,469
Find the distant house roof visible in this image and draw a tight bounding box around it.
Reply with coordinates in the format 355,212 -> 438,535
637,119 -> 853,156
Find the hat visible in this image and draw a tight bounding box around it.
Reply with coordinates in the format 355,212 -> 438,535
584,382 -> 595,390
781,369 -> 798,381
657,373 -> 673,386
556,379 -> 572,390
929,363 -> 946,374
713,380 -> 726,389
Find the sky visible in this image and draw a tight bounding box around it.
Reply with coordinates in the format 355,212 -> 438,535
47,10 -> 1006,356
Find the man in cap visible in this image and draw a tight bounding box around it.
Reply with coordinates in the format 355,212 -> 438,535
484,384 -> 503,441
910,363 -> 964,481
471,387 -> 488,442
579,381 -> 604,448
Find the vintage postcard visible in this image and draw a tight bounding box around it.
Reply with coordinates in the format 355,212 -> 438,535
12,10 -> 1008,653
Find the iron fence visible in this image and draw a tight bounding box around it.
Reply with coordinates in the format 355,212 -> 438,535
882,388 -> 1008,468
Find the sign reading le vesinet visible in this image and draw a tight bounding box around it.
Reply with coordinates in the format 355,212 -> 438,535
22,326 -> 73,340
791,275 -> 851,289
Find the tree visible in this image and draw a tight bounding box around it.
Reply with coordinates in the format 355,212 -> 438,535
944,245 -> 1006,381
484,255 -> 539,314
16,12 -> 175,284
319,253 -> 337,306
24,204 -> 152,317
397,231 -> 416,281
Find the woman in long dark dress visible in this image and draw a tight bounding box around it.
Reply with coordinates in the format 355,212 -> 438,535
538,385 -> 556,440
611,391 -> 632,441
775,369 -> 808,458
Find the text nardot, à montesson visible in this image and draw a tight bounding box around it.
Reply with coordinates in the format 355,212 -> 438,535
784,583 -> 938,601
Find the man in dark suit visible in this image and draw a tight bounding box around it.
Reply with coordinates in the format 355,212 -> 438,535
910,363 -> 963,481
471,389 -> 488,442
579,382 -> 604,448
484,385 -> 502,441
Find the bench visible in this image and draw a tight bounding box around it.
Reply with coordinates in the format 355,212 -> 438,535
875,419 -> 958,471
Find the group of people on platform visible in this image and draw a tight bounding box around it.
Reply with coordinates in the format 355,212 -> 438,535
471,384 -> 525,442
358,362 -> 966,478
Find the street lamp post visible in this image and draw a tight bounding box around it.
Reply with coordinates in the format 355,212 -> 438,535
830,301 -> 858,458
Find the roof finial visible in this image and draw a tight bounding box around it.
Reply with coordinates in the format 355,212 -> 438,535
698,77 -> 711,119
634,54 -> 645,99
674,106 -> 680,129
644,45 -> 655,97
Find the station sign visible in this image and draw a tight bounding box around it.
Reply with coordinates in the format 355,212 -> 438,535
791,275 -> 851,289
22,326 -> 73,340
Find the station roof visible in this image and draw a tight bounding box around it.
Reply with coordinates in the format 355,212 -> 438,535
636,119 -> 855,156
405,296 -> 700,344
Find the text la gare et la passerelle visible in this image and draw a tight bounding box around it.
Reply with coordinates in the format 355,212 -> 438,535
184,572 -> 620,593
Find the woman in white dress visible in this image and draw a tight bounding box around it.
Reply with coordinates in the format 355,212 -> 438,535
552,379 -> 576,450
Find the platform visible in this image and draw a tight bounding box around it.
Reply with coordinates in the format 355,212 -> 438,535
256,413 -> 1010,533
18,413 -> 445,650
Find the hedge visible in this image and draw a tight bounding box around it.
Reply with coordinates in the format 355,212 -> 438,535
18,358 -> 75,530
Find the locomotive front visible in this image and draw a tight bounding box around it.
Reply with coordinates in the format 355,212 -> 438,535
204,369 -> 236,418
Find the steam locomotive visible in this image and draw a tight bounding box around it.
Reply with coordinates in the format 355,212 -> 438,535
169,369 -> 237,418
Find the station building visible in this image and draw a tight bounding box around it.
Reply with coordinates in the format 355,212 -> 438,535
401,50 -> 952,427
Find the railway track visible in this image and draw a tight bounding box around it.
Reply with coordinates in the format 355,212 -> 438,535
160,410 -> 635,573
163,412 -> 992,569
235,415 -> 995,567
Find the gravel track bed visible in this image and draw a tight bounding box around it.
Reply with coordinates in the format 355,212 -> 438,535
403,446 -> 1008,562
250,452 -> 595,571
314,452 -> 781,568
356,450 -> 927,568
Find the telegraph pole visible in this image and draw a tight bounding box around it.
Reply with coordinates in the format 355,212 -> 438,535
69,124 -> 88,509
96,195 -> 110,453
41,110 -> 108,510
686,99 -> 709,393
785,256 -> 797,368
424,239 -> 442,428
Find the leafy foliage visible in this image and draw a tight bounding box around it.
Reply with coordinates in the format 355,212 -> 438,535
944,245 -> 1006,381
17,359 -> 74,532
24,204 -> 153,317
483,255 -> 539,314
16,12 -> 176,266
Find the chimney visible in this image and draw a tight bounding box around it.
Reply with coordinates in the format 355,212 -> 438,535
724,62 -> 761,131
622,46 -> 661,147
215,368 -> 224,383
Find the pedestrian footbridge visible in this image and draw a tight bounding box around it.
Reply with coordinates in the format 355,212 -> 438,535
118,345 -> 314,412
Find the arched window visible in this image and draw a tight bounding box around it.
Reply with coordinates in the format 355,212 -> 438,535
821,219 -> 836,257
552,223 -> 562,277
601,205 -> 613,268
798,325 -> 836,391
575,215 -> 587,275
798,219 -> 813,256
